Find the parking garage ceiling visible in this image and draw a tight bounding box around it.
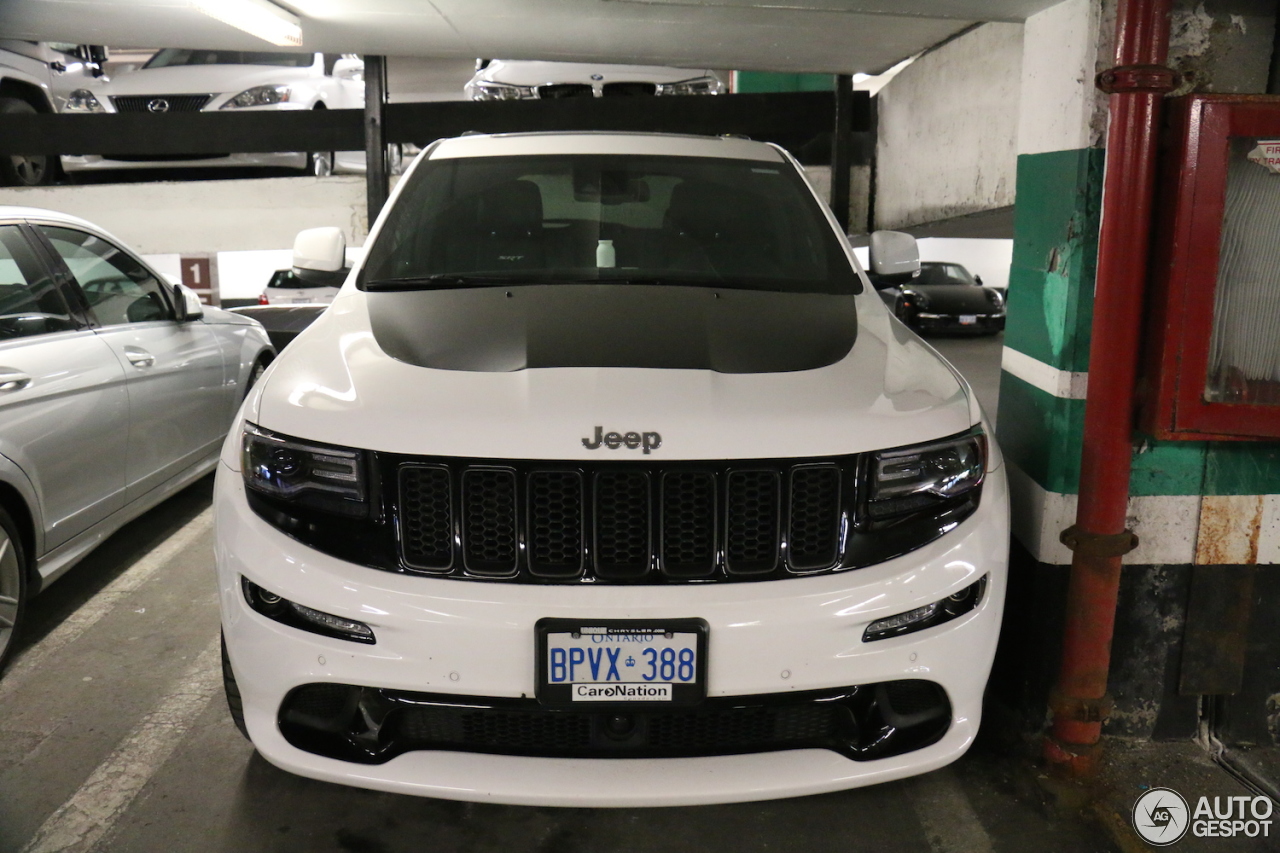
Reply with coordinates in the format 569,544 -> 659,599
2,0 -> 1058,74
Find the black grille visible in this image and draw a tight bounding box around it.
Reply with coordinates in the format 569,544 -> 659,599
400,466 -> 452,570
725,470 -> 780,574
289,683 -> 351,720
398,706 -> 593,750
279,681 -> 952,764
110,94 -> 213,113
527,471 -> 583,577
660,472 -> 717,577
602,82 -> 657,97
788,465 -> 842,570
538,84 -> 594,99
594,471 -> 651,578
461,468 -> 518,575
396,458 -> 851,583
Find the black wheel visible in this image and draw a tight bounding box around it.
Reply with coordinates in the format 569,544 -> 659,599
221,632 -> 250,740
243,357 -> 269,399
0,505 -> 28,675
0,99 -> 55,187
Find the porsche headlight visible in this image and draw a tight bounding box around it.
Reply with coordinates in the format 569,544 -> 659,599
242,422 -> 368,516
869,430 -> 986,518
471,82 -> 536,101
657,76 -> 723,96
221,85 -> 291,109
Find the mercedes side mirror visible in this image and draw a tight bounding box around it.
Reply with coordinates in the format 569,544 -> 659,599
293,227 -> 347,273
332,57 -> 364,82
868,230 -> 920,285
173,283 -> 204,321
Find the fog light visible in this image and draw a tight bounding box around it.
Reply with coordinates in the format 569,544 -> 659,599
863,575 -> 987,642
242,577 -> 375,644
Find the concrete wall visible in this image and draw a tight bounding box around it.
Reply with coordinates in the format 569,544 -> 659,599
875,22 -> 1024,231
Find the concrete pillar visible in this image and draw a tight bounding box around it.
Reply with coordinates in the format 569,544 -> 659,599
994,0 -> 1280,746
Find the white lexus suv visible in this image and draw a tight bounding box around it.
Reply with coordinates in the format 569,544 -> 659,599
216,131 -> 1009,806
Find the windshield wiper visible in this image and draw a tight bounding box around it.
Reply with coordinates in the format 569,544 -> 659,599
362,273 -> 538,291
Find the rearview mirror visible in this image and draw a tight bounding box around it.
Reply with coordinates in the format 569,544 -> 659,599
868,230 -> 920,283
173,283 -> 204,321
293,227 -> 346,273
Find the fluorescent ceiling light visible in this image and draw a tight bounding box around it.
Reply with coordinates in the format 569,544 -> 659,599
191,0 -> 303,47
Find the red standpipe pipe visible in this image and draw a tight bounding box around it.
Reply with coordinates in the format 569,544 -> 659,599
1043,0 -> 1173,774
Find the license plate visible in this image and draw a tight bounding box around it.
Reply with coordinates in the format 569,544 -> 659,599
959,314 -> 978,325
536,618 -> 708,705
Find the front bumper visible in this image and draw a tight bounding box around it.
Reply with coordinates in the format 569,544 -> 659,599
215,461 -> 1009,806
914,313 -> 1006,335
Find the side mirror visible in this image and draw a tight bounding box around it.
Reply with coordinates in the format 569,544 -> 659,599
868,230 -> 920,283
173,283 -> 204,321
974,274 -> 984,285
293,227 -> 346,273
332,57 -> 364,82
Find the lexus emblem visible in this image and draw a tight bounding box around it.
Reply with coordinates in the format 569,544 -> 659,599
146,98 -> 170,113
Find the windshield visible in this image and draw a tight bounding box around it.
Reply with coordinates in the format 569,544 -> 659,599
144,50 -> 315,69
915,263 -> 977,286
360,152 -> 858,294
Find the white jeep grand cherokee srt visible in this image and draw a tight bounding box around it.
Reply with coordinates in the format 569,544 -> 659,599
216,130 -> 1009,806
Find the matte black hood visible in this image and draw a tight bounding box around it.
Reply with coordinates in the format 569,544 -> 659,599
367,284 -> 857,373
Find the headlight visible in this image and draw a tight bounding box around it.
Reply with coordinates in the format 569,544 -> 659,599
986,289 -> 1005,308
64,88 -> 105,113
220,85 -> 291,109
869,430 -> 985,518
657,76 -> 723,96
901,288 -> 929,310
471,82 -> 535,100
242,422 -> 368,516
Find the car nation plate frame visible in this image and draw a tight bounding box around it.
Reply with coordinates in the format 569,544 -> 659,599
536,618 -> 708,706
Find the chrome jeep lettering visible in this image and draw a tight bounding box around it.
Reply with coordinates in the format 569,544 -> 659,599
581,427 -> 662,454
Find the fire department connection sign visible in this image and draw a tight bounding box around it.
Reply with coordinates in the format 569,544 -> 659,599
1246,140 -> 1280,174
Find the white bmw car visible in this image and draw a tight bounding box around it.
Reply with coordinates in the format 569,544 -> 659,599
216,131 -> 1009,806
465,60 -> 723,100
60,49 -> 365,176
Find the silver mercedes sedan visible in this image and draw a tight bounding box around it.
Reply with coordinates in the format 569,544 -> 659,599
0,206 -> 274,671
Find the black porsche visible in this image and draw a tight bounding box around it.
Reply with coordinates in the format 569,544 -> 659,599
874,261 -> 1006,335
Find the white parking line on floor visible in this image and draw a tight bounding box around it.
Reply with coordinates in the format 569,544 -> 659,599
910,768 -> 997,853
19,637 -> 221,853
0,509 -> 212,701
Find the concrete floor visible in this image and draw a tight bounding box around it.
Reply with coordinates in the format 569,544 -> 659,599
0,332 -> 1130,853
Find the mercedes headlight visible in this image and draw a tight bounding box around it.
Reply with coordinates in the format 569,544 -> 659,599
657,76 -> 723,96
869,430 -> 986,518
242,423 -> 368,516
64,89 -> 106,113
221,85 -> 291,109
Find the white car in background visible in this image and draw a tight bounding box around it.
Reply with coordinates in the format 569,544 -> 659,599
0,40 -> 109,185
59,50 -> 366,176
258,267 -> 345,305
465,60 -> 723,100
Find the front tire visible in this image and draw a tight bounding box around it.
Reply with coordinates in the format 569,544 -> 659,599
0,99 -> 55,187
0,505 -> 29,675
